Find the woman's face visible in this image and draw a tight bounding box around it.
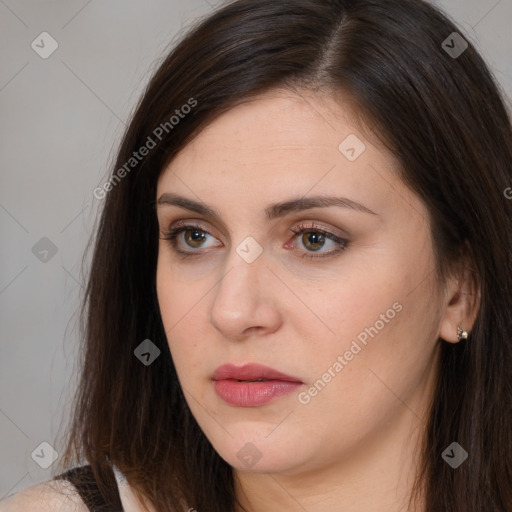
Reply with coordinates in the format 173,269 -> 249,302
155,89 -> 446,476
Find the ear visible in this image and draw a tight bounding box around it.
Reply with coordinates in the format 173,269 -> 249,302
438,255 -> 481,344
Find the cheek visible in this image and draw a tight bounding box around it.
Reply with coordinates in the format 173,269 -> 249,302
305,277 -> 439,424
298,259 -> 402,353
156,262 -> 203,362
298,253 -> 435,397
301,284 -> 403,395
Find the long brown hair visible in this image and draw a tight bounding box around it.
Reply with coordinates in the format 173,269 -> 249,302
55,0 -> 512,510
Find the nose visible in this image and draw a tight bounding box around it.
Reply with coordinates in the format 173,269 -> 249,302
208,245 -> 283,339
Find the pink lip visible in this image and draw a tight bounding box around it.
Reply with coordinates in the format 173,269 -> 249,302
213,363 -> 302,382
212,363 -> 303,407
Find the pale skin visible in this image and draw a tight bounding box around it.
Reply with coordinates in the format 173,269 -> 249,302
154,88 -> 480,512
0,89 -> 481,512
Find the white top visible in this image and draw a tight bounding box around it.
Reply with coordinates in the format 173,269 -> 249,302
112,465 -> 157,512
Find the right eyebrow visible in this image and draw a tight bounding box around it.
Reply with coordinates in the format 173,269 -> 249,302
156,193 -> 378,220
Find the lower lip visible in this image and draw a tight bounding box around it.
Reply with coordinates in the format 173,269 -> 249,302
213,379 -> 302,407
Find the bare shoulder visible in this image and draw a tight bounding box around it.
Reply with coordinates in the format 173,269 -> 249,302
0,479 -> 88,512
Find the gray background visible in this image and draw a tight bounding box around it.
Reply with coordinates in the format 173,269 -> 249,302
1,0 -> 511,499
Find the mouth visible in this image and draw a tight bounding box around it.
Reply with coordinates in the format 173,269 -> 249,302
212,363 -> 302,383
212,363 -> 303,407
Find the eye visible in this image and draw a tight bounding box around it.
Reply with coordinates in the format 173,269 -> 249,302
288,222 -> 349,259
159,221 -> 349,260
160,222 -> 220,256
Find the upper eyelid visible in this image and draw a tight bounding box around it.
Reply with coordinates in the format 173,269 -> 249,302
160,218 -> 348,238
161,221 -> 347,248
160,220 -> 350,262
162,219 -> 219,238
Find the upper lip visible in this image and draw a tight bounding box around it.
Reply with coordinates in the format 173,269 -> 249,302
212,363 -> 302,383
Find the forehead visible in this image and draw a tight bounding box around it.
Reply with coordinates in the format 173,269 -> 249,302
194,90 -> 355,147
155,89 -> 426,229
158,89 -> 393,181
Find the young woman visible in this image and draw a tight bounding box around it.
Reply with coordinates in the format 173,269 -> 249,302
2,0 -> 511,510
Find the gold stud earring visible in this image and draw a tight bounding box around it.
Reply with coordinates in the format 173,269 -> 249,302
457,326 -> 469,341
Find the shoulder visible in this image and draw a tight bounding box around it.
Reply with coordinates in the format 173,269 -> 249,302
0,479 -> 89,512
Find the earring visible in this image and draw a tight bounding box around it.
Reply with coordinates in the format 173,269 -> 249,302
457,326 -> 469,341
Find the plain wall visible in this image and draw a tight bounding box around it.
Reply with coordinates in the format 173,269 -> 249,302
1,0 -> 511,498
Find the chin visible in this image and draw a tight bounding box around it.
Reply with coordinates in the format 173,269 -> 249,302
209,432 -> 308,474
224,450 -> 301,474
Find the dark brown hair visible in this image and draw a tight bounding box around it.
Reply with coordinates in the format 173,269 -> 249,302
54,0 -> 512,510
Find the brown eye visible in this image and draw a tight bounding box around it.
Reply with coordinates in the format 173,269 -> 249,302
301,232 -> 326,251
289,223 -> 349,259
160,223 -> 220,255
183,228 -> 208,248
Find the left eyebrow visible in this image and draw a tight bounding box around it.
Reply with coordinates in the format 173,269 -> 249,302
156,192 -> 378,220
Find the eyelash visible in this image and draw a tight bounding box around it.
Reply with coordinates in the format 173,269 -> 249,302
160,222 -> 349,260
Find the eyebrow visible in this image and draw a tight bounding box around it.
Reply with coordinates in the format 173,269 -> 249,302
156,193 -> 378,219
